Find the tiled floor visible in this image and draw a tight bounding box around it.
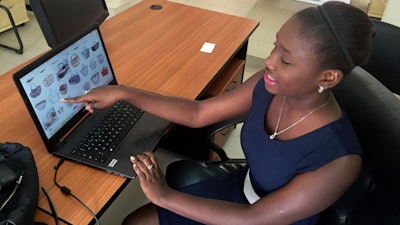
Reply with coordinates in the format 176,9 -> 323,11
0,0 -> 370,224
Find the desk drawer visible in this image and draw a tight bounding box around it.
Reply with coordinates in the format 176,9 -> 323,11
204,58 -> 245,97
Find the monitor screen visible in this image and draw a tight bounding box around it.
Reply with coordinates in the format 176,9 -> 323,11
14,27 -> 115,140
31,0 -> 109,48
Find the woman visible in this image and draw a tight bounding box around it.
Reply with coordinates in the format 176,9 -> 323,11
62,2 -> 374,224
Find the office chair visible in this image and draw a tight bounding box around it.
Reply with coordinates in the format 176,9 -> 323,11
361,19 -> 400,95
165,66 -> 400,225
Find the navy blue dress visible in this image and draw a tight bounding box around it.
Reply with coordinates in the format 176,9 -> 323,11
158,78 -> 362,225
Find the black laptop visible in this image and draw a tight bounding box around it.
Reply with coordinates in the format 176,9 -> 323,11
13,25 -> 170,179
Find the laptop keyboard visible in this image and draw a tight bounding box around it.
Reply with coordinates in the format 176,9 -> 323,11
71,101 -> 144,165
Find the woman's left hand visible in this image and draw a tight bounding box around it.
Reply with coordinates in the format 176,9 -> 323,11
130,151 -> 171,204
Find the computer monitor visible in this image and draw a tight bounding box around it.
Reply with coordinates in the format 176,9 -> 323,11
30,0 -> 109,48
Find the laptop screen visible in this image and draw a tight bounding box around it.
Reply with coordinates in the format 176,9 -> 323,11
14,27 -> 116,142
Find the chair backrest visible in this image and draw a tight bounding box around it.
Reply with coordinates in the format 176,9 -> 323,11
361,19 -> 400,95
320,67 -> 400,225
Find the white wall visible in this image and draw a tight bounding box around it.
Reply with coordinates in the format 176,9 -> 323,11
382,0 -> 400,27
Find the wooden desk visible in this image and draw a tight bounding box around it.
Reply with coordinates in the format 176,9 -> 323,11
0,0 -> 258,224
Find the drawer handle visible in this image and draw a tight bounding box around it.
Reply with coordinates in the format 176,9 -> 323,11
226,81 -> 238,92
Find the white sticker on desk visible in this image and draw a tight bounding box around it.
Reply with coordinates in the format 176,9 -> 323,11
200,42 -> 216,53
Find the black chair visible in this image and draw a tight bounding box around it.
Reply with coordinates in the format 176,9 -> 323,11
361,19 -> 400,95
165,113 -> 247,190
165,67 -> 400,225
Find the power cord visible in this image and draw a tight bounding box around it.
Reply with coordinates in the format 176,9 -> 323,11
41,187 -> 59,225
53,158 -> 101,225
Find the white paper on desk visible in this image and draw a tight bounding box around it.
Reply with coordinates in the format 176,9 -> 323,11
200,42 -> 216,53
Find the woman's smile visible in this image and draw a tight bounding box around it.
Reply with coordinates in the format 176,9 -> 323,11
263,70 -> 277,85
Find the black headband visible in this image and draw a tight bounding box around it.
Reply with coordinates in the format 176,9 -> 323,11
318,5 -> 355,70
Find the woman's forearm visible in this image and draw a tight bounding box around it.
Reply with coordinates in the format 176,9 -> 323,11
157,188 -> 252,225
118,85 -> 204,127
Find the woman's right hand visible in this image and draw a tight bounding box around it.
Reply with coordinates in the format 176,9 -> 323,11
61,85 -> 122,113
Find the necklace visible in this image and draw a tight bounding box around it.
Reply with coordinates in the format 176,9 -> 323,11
269,95 -> 332,140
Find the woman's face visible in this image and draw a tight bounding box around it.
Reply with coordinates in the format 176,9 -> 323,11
263,17 -> 323,98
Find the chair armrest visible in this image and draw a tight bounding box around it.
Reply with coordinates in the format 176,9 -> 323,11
159,113 -> 247,161
205,113 -> 247,138
204,113 -> 247,161
164,114 -> 248,189
166,159 -> 247,189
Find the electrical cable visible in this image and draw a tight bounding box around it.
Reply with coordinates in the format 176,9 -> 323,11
41,187 -> 59,225
53,158 -> 101,225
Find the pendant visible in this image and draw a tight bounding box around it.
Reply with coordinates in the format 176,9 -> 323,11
269,133 -> 277,140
